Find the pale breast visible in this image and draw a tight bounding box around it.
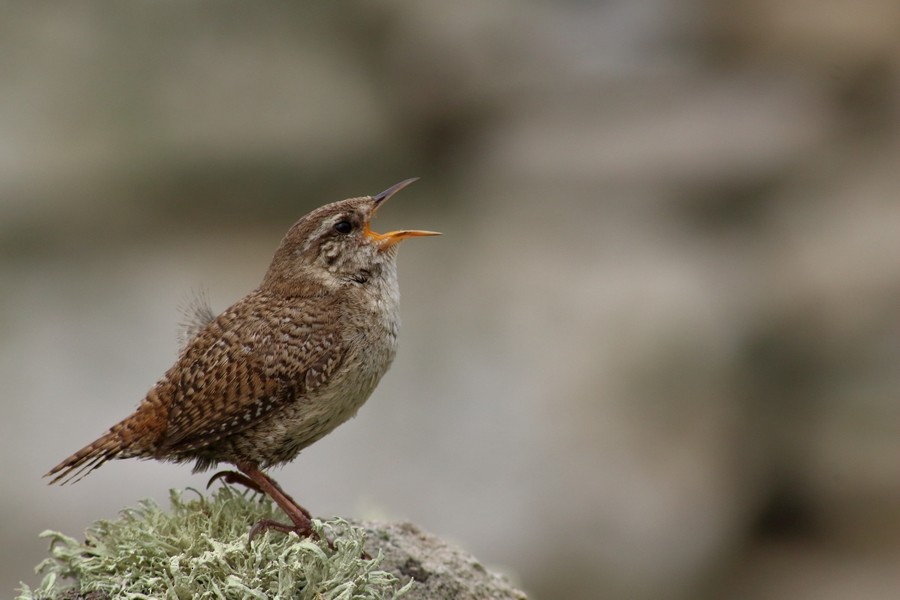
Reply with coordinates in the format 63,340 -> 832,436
274,272 -> 402,458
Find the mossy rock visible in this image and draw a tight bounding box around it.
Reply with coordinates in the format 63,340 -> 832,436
18,486 -> 526,600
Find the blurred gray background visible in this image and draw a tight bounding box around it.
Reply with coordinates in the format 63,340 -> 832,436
3,2 -> 900,599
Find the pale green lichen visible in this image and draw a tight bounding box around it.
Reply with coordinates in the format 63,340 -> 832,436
18,486 -> 411,600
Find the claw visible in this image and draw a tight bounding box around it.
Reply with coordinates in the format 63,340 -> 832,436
247,519 -> 341,553
207,470 -> 263,493
248,518 -> 317,543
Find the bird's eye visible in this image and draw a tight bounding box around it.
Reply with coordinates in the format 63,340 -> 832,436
333,220 -> 353,234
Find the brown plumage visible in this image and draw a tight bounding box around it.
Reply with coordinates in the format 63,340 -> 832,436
46,178 -> 439,539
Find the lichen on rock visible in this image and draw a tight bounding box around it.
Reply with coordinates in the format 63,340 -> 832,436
17,487 -> 526,600
18,487 -> 409,600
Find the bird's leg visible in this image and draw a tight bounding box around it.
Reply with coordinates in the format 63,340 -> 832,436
236,463 -> 316,542
207,470 -> 312,520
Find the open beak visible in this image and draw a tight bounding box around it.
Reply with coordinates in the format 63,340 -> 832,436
366,178 -> 441,247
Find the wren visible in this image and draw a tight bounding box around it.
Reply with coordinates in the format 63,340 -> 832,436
46,178 -> 440,539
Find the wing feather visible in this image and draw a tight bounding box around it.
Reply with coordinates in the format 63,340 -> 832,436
157,293 -> 344,452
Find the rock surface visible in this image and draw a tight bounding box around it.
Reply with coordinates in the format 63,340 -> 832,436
19,488 -> 526,600
360,521 -> 527,600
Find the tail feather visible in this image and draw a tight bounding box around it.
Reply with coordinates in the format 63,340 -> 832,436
45,430 -> 126,485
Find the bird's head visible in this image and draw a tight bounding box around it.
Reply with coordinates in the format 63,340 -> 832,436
261,178 -> 440,295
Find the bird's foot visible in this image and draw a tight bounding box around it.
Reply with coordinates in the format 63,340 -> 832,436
247,516 -> 340,551
248,518 -> 316,543
228,463 -> 330,547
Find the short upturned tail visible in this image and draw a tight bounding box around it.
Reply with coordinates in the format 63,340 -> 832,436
46,428 -> 128,485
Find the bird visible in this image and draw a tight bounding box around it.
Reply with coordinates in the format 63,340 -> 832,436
46,178 -> 440,540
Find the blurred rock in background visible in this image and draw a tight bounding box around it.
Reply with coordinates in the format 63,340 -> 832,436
2,2 -> 899,599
